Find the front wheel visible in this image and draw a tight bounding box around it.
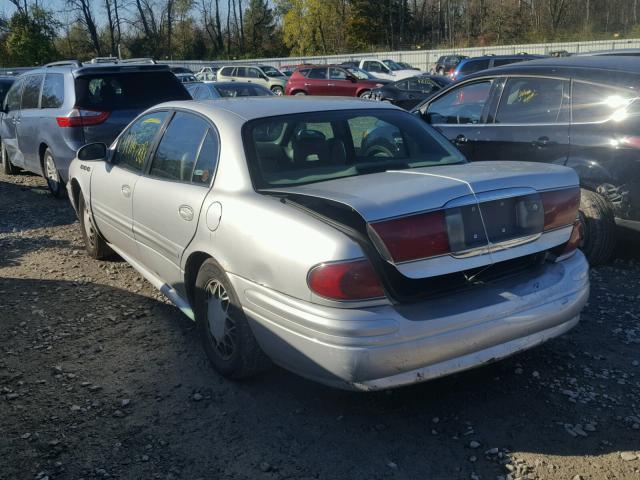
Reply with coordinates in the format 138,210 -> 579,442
1,141 -> 17,175
579,188 -> 616,265
43,148 -> 66,198
358,90 -> 372,98
271,85 -> 284,96
195,259 -> 271,379
79,193 -> 114,260
293,91 -> 307,96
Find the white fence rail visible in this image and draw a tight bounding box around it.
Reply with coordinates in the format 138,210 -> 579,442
169,38 -> 640,72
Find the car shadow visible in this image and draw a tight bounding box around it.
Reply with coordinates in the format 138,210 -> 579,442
1,274 -> 636,480
0,176 -> 77,234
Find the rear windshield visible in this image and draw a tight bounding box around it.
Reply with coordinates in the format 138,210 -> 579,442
215,84 -> 273,97
243,109 -> 465,188
74,72 -> 189,110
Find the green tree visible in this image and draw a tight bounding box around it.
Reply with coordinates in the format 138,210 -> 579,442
5,8 -> 58,66
243,0 -> 277,57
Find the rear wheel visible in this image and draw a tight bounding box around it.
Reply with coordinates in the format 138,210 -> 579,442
271,85 -> 284,96
43,148 -> 65,198
358,89 -> 371,98
293,91 -> 307,96
79,193 -> 113,260
195,259 -> 271,379
579,188 -> 616,265
1,141 -> 17,175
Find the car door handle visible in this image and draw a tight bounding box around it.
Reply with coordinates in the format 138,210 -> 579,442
121,185 -> 131,198
454,134 -> 468,144
178,205 -> 194,221
327,83 -> 335,86
532,136 -> 550,148
304,83 -> 311,86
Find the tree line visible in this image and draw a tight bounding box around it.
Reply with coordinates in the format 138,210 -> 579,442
1,0 -> 639,67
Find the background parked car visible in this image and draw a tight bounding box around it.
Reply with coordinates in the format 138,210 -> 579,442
169,66 -> 193,74
371,75 -> 452,110
0,76 -> 15,105
449,54 -> 545,80
175,73 -> 198,83
0,61 -> 190,196
412,55 -> 640,264
434,55 -> 468,75
67,97 -> 588,390
340,59 -> 417,80
285,65 -> 386,97
195,66 -> 219,81
216,65 -> 287,95
186,81 -> 273,99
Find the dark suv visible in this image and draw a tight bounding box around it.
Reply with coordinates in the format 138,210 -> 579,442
449,54 -> 544,81
0,61 -> 190,196
434,55 -> 468,75
412,56 -> 640,264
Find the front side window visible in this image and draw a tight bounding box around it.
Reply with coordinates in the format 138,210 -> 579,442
41,74 -> 65,108
427,81 -> 492,124
394,80 -> 409,91
247,68 -> 261,79
496,77 -> 567,124
220,67 -> 235,76
572,81 -> 638,124
21,74 -> 44,109
364,61 -> 382,73
114,111 -> 168,172
235,67 -> 248,78
261,66 -> 283,77
4,79 -> 23,112
149,112 -> 213,183
244,109 -> 465,188
329,68 -> 348,80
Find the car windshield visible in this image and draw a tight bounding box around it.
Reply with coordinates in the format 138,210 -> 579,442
261,66 -> 284,77
383,60 -> 403,71
244,109 -> 465,188
345,67 -> 373,80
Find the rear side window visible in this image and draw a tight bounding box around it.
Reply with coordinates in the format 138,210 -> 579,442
427,81 -> 492,124
4,79 -> 23,111
308,68 -> 327,79
459,59 -> 490,75
219,67 -> 235,76
114,111 -> 167,172
235,67 -> 248,77
74,72 -> 189,110
215,84 -> 272,97
571,81 -> 637,123
496,77 -> 567,124
41,74 -> 65,108
492,58 -> 522,67
407,77 -> 437,93
21,75 -> 44,109
192,130 -> 218,184
149,112 -> 214,184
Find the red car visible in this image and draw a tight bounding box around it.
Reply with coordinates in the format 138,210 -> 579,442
285,65 -> 387,97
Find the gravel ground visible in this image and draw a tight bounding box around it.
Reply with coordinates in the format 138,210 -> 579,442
1,171 -> 639,480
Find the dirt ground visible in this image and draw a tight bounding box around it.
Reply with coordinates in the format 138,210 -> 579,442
1,171 -> 639,480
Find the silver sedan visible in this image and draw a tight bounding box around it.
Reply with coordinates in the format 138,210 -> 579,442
67,97 -> 589,390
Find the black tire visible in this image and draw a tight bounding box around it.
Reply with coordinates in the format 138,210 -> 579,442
271,85 -> 284,96
43,148 -> 66,198
78,193 -> 114,260
579,188 -> 616,265
358,89 -> 371,98
1,141 -> 17,175
194,258 -> 271,379
293,91 -> 307,96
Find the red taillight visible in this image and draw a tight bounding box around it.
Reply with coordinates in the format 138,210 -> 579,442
307,259 -> 384,301
370,211 -> 450,263
56,109 -> 110,128
620,136 -> 640,149
541,187 -> 580,231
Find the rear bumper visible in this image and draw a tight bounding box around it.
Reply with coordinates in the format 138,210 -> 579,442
230,252 -> 589,391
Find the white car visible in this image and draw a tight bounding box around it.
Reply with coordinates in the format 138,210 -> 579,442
354,59 -> 419,80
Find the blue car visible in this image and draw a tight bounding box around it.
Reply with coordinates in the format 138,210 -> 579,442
0,61 -> 190,196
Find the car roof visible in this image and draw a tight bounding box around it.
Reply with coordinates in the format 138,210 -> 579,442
158,97 -> 398,121
459,55 -> 640,88
460,54 -> 543,62
24,63 -> 172,76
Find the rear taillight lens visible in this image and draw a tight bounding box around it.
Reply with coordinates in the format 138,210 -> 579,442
541,187 -> 580,231
56,108 -> 110,128
370,211 -> 450,263
307,259 -> 384,301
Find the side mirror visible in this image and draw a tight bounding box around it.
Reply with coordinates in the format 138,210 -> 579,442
261,74 -> 269,80
346,75 -> 357,82
77,142 -> 107,161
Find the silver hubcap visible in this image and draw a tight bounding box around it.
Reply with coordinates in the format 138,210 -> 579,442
45,155 -> 59,184
273,88 -> 283,96
205,280 -> 236,360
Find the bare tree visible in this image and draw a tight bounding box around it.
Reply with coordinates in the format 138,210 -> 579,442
66,0 -> 103,56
